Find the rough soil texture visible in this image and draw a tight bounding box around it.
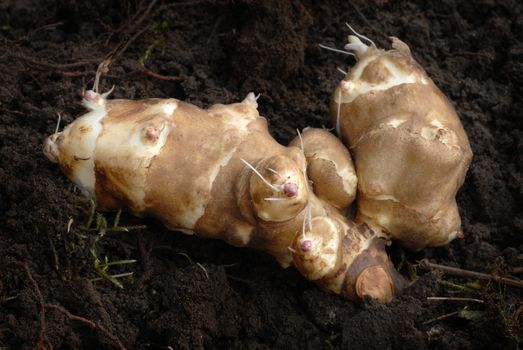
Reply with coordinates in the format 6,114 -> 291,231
0,0 -> 522,349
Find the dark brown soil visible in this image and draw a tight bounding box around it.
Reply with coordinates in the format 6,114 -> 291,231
1,1 -> 522,349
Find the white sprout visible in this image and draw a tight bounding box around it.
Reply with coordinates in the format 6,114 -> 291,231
55,112 -> 62,134
295,128 -> 309,178
101,85 -> 115,99
307,203 -> 313,232
318,43 -> 355,57
301,207 -> 308,240
300,201 -> 314,241
240,158 -> 279,192
244,92 -> 261,105
267,167 -> 279,176
264,197 -> 286,201
345,23 -> 376,47
296,128 -> 305,152
344,37 -> 369,54
335,88 -> 342,141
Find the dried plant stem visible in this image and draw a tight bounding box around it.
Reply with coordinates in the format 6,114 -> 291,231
437,279 -> 478,293
22,262 -> 126,350
1,296 -> 17,303
427,296 -> 484,304
45,304 -> 126,350
22,263 -> 52,350
14,53 -> 100,69
423,310 -> 460,325
420,259 -> 523,289
142,68 -> 182,81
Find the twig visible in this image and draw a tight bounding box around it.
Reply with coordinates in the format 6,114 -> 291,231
46,303 -> 126,350
22,262 -> 127,349
420,259 -> 523,289
348,3 -> 380,37
454,51 -> 493,59
158,0 -> 213,12
13,53 -> 100,69
9,52 -> 118,80
60,71 -> 85,77
427,296 -> 484,304
196,262 -> 209,280
176,253 -> 209,279
0,107 -> 25,116
11,22 -> 64,44
103,26 -> 149,69
437,279 -> 479,293
511,267 -> 523,275
93,59 -> 111,92
423,310 -> 460,325
27,0 -> 207,85
104,0 -> 158,44
176,252 -> 193,264
513,302 -> 523,321
126,0 -> 158,35
1,295 -> 18,303
22,263 -> 52,350
142,68 -> 182,81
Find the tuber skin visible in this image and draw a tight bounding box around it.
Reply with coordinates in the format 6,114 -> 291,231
288,128 -> 358,210
44,90 -> 405,302
330,35 -> 473,250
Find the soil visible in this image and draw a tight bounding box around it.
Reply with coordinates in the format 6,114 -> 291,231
0,0 -> 522,349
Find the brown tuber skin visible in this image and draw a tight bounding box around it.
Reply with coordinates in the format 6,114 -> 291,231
43,91 -> 404,302
331,36 -> 473,250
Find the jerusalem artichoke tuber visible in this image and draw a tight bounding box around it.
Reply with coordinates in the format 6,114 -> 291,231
330,34 -> 473,250
44,90 -> 404,302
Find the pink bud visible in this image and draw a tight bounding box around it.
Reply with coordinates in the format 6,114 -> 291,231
145,127 -> 158,142
341,80 -> 353,92
83,90 -> 97,101
283,182 -> 298,197
301,240 -> 312,252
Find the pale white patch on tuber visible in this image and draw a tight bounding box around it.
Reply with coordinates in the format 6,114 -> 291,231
94,103 -> 171,211
43,102 -> 107,198
162,102 -> 177,115
387,118 -> 407,128
334,59 -> 426,105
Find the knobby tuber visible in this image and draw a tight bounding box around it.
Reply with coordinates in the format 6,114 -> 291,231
43,91 -> 404,302
331,34 -> 473,250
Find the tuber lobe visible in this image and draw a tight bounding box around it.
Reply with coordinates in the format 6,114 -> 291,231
331,36 -> 473,250
44,89 -> 402,302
